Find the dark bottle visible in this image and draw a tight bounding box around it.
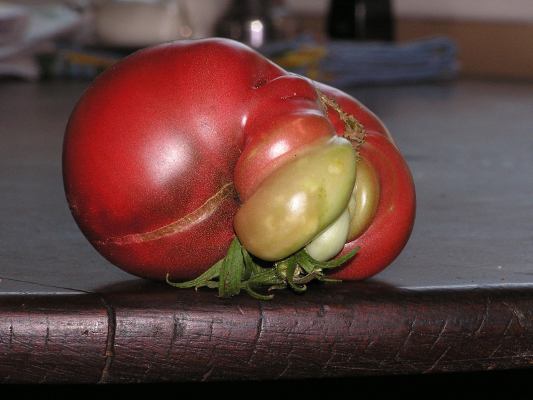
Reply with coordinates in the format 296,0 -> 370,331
327,0 -> 394,41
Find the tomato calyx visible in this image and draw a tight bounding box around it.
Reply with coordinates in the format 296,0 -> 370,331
166,237 -> 358,300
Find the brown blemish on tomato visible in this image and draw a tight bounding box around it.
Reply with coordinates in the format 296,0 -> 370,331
100,182 -> 236,245
317,91 -> 367,149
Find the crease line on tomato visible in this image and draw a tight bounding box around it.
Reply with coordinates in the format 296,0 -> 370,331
97,182 -> 237,245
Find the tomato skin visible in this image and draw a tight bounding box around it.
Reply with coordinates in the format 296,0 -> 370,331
63,38 -> 338,280
316,84 -> 416,280
63,38 -> 415,282
235,112 -> 332,202
63,39 -> 255,279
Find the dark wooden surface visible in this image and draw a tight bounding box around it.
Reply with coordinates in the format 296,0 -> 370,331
1,79 -> 533,384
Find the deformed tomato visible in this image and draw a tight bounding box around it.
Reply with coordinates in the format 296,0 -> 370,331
63,38 -> 415,296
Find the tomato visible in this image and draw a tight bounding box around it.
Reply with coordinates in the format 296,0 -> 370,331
63,38 -> 415,286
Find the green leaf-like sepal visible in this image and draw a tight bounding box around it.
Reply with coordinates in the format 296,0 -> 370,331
218,237 -> 245,298
166,238 -> 359,300
165,260 -> 221,289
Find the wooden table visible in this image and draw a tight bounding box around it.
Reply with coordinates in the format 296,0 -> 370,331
1,79 -> 533,385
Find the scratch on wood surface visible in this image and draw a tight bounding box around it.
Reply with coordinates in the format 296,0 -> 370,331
201,364 -> 215,382
44,322 -> 50,351
143,362 -> 153,379
277,360 -> 292,379
247,302 -> 264,365
318,304 -> 327,318
322,342 -> 339,372
9,321 -> 14,349
489,316 -> 514,358
207,318 -> 215,342
429,319 -> 449,351
98,296 -> 116,384
394,317 -> 417,361
502,301 -> 527,329
474,296 -> 491,335
489,343 -> 504,359
200,337 -> 220,382
166,314 -> 183,359
38,364 -> 58,385
424,345 -> 452,374
364,339 -> 377,353
501,315 -> 514,337
0,275 -> 95,294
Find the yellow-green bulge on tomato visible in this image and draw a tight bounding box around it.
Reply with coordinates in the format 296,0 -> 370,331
234,136 -> 357,261
305,208 -> 351,261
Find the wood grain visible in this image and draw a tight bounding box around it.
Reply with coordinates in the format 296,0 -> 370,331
0,294 -> 108,383
101,282 -> 533,382
5,281 -> 532,383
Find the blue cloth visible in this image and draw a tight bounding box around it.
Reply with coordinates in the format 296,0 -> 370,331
261,36 -> 459,87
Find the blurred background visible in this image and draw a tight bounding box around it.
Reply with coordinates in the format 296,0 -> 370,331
1,0 -> 532,86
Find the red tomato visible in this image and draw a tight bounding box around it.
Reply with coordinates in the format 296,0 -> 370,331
63,38 -> 415,282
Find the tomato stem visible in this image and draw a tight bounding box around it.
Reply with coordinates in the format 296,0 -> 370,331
166,237 -> 358,300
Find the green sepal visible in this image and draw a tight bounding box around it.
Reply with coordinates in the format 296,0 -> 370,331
298,247 -> 360,269
218,237 -> 246,298
242,246 -> 262,279
284,257 -> 307,293
166,238 -> 359,300
165,259 -> 222,289
243,285 -> 275,301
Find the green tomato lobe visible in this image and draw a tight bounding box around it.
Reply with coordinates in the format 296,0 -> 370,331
234,136 -> 356,261
305,207 -> 351,262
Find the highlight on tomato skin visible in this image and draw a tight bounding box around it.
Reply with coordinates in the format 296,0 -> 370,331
62,37 -> 416,290
234,112 -> 333,202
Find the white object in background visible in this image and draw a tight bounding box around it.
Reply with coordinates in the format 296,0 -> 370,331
94,0 -> 231,47
0,2 -> 29,45
0,53 -> 39,79
183,0 -> 230,38
94,0 -> 186,47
